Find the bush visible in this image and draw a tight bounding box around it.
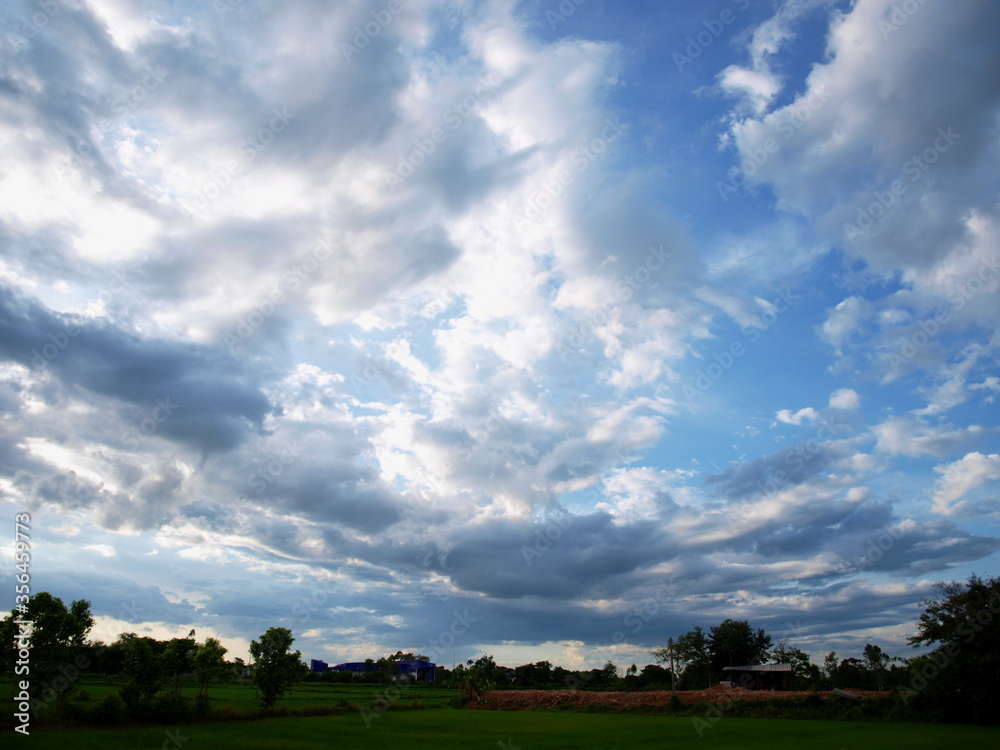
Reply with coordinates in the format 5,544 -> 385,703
194,691 -> 212,718
117,683 -> 143,717
801,692 -> 823,707
147,691 -> 193,723
73,689 -> 92,702
89,694 -> 128,726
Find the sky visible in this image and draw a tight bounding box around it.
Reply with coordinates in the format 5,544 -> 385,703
1,0 -> 999,673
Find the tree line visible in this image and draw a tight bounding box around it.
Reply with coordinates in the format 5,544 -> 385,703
4,574 -> 998,725
0,593 -> 306,722
649,617 -> 911,692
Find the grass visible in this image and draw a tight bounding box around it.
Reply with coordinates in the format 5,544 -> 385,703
3,675 -> 455,720
22,709 -> 1000,749
8,677 -> 1000,748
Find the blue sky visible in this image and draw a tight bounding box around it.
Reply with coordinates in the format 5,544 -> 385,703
1,0 -> 999,672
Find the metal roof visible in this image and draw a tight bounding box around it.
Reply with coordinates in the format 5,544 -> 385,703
721,663 -> 793,672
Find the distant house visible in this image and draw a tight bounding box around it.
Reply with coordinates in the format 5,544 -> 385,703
396,659 -> 436,682
329,661 -> 374,674
722,663 -> 793,690
315,659 -> 437,682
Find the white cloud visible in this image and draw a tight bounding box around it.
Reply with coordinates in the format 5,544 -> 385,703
83,544 -> 117,558
718,66 -> 781,115
828,388 -> 860,410
932,452 -> 1000,516
820,297 -> 871,356
775,406 -> 819,425
872,417 -> 987,458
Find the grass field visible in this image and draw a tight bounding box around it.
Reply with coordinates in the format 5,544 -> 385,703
5,676 -> 457,720
8,677 -> 1000,748
22,710 -> 1000,749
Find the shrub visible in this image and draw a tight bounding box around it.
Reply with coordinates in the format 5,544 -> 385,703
147,691 -> 193,723
194,691 -> 212,718
89,694 -> 128,725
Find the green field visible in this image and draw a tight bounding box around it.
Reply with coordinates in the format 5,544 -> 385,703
21,710 -> 1000,749
8,678 -> 1000,748
7,676 -> 457,719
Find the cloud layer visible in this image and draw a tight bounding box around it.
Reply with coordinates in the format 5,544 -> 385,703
0,0 -> 998,668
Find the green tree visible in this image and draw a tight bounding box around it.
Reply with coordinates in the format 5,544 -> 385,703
116,634 -> 165,715
637,663 -> 672,688
249,627 -> 303,709
468,654 -> 500,683
513,660 -> 552,687
601,660 -> 619,684
823,651 -> 838,683
161,632 -> 197,693
708,619 -> 772,682
0,592 -> 94,716
861,643 -> 900,691
906,573 -> 1000,723
193,637 -> 229,696
771,640 -> 820,688
653,626 -> 709,689
836,656 -> 865,688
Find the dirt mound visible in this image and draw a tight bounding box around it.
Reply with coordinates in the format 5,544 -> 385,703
468,686 -> 885,711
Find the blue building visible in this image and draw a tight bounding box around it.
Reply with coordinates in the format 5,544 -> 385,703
313,659 -> 436,681
395,659 -> 436,682
330,661 -> 374,674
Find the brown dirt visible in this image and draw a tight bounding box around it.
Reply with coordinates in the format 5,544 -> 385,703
467,684 -> 889,711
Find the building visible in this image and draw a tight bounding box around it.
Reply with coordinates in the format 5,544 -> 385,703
721,663 -> 793,690
330,661 -> 375,674
314,659 -> 437,682
395,659 -> 436,682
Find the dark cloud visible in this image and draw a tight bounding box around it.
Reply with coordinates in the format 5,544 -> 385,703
704,439 -> 849,501
0,287 -> 273,454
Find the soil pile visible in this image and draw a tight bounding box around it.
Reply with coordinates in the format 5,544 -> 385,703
469,684 -> 886,711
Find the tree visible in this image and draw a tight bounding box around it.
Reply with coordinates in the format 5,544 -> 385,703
193,637 -> 229,696
771,640 -> 820,689
161,633 -> 197,693
653,626 -> 709,689
861,643 -> 897,691
0,592 -> 94,715
249,627 -> 303,709
637,663 -> 672,689
467,654 -> 501,683
836,656 -> 865,689
117,634 -> 165,714
707,619 -> 772,682
906,573 -> 1000,723
514,660 -> 552,687
823,651 -> 838,683
601,660 -> 619,685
